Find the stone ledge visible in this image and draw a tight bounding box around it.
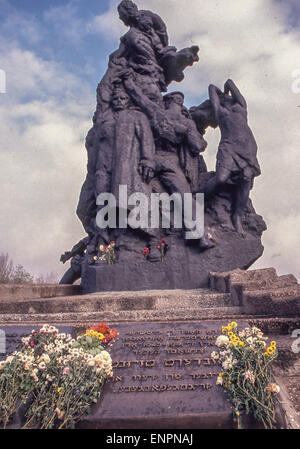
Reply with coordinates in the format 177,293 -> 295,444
0,289 -> 230,315
242,287 -> 300,316
230,275 -> 298,306
210,268 -> 300,317
209,268 -> 278,293
0,284 -> 81,301
0,306 -> 244,326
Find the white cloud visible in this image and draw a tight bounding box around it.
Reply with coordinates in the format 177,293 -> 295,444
0,37 -> 94,279
86,1 -> 124,40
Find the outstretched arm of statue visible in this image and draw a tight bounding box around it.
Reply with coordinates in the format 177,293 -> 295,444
224,79 -> 247,108
186,120 -> 208,154
136,114 -> 156,184
123,71 -> 159,121
208,84 -> 222,120
60,238 -> 88,264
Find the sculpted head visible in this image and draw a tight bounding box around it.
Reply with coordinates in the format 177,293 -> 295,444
220,93 -> 234,108
118,0 -> 138,26
138,13 -> 153,33
111,87 -> 130,111
163,91 -> 185,110
190,100 -> 218,134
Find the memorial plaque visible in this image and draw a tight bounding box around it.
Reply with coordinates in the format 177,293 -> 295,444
79,320 -> 248,429
0,326 -> 75,361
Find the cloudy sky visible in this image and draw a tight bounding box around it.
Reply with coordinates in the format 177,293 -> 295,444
0,0 -> 299,281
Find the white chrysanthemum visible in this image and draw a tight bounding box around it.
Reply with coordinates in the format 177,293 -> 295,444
211,351 -> 219,361
243,370 -> 256,384
222,359 -> 233,370
216,375 -> 223,386
216,336 -> 230,347
101,351 -> 112,361
22,336 -> 30,344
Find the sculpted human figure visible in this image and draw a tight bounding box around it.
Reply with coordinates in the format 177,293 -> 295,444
204,79 -> 261,234
114,0 -> 199,87
123,72 -> 215,250
94,0 -> 199,122
59,237 -> 89,284
77,85 -> 158,263
117,0 -> 169,48
95,85 -> 166,260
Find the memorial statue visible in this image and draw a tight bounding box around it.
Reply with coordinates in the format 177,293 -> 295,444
60,1 -> 266,292
204,80 -> 261,235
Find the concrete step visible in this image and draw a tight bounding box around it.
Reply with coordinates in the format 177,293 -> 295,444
230,274 -> 298,305
242,286 -> 300,316
0,289 -> 231,315
209,268 -> 278,293
0,306 -> 244,326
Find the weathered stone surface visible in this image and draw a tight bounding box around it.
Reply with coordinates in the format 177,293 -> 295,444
77,320 -> 286,429
0,306 -> 244,327
1,268 -> 299,327
0,289 -> 230,315
0,284 -> 81,301
230,274 -> 298,306
209,268 -> 300,317
209,268 -> 278,293
77,320 -> 236,429
243,286 -> 300,317
82,227 -> 265,293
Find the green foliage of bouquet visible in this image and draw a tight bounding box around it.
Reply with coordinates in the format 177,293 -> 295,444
212,322 -> 280,429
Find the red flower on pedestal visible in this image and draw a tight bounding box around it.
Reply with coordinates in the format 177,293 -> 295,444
143,247 -> 150,259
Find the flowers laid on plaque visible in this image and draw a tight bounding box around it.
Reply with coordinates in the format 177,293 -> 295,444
212,322 -> 280,429
0,322 -> 118,429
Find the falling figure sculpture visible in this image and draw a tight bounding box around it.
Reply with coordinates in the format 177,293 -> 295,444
204,79 -> 261,235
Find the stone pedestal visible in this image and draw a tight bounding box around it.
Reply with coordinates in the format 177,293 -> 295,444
81,229 -> 264,294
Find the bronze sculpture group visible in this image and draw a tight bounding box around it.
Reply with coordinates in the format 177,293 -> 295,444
60,1 -> 265,290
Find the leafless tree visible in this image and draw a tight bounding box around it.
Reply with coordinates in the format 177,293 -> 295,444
0,253 -> 14,283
